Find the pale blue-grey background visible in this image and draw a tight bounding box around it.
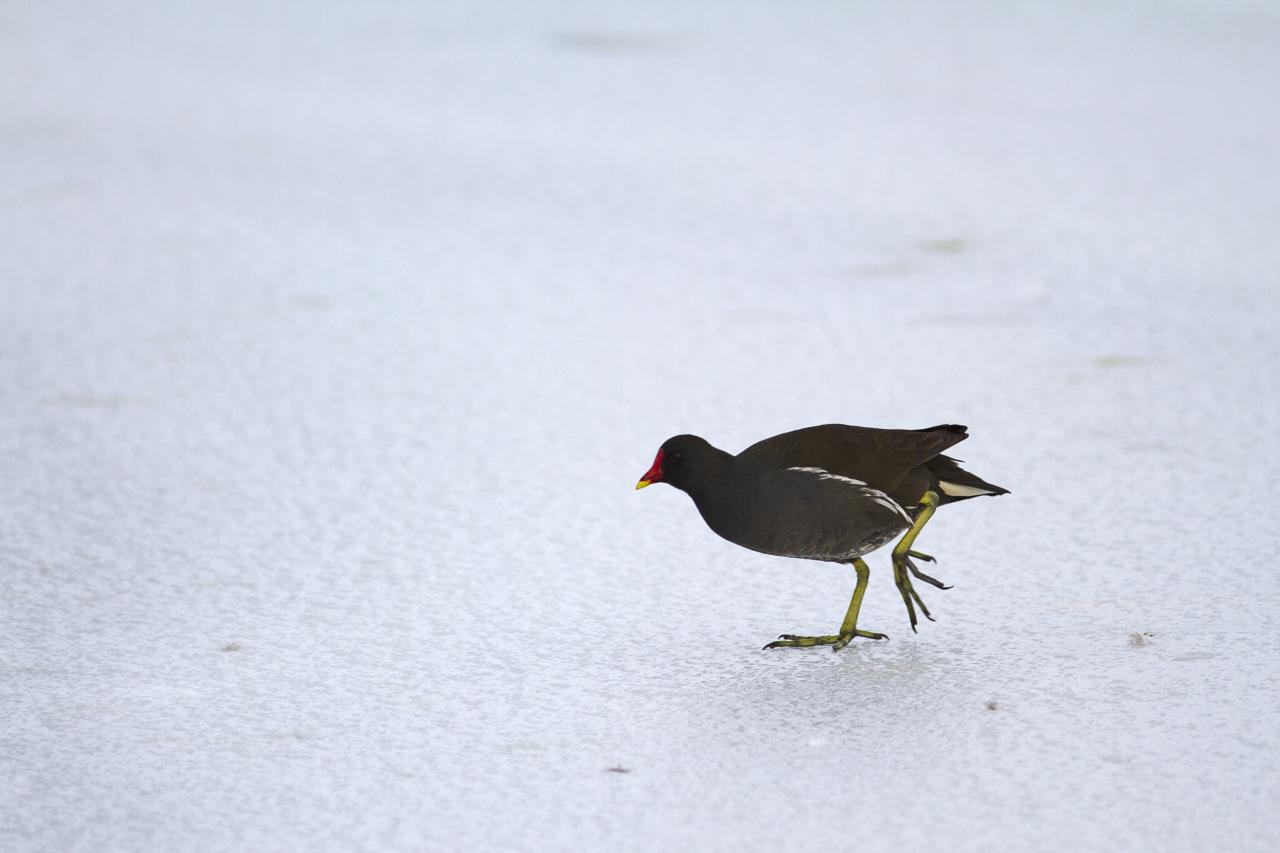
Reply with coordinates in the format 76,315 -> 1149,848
3,2 -> 1278,850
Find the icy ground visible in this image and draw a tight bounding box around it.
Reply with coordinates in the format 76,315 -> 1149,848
3,1 -> 1280,850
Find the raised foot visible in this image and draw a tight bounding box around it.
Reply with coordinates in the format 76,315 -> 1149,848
906,553 -> 951,590
763,629 -> 889,652
893,556 -> 929,633
889,489 -> 947,632
892,555 -> 952,632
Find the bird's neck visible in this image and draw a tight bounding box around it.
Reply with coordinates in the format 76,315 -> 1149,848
683,447 -> 736,504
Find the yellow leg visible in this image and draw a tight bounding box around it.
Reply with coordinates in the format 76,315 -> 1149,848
764,558 -> 888,651
892,490 -> 945,631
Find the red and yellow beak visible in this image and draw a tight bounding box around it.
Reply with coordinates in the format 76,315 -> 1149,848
635,448 -> 664,490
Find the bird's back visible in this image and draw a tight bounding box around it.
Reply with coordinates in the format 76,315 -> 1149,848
737,423 -> 969,494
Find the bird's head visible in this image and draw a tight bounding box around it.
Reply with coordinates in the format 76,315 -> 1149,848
635,434 -> 723,494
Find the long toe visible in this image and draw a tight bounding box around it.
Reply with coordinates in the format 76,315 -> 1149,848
767,630 -> 888,650
893,565 -> 920,631
905,556 -> 952,590
764,634 -> 841,649
832,629 -> 889,651
908,584 -> 936,622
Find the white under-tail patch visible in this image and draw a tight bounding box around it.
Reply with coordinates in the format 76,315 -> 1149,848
788,467 -> 913,524
938,480 -> 997,497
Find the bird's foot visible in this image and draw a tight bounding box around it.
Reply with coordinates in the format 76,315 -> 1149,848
892,554 -> 950,631
763,629 -> 888,652
905,552 -> 951,590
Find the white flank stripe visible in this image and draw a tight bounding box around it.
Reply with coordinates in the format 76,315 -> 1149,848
938,480 -> 996,497
788,467 -> 912,524
787,466 -> 866,486
871,494 -> 914,524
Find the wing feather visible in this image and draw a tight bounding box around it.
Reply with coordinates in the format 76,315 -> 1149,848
739,423 -> 968,492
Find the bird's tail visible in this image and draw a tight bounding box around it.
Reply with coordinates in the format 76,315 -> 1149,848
925,454 -> 1010,504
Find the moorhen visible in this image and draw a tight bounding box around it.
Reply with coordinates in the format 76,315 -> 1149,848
635,424 -> 1007,650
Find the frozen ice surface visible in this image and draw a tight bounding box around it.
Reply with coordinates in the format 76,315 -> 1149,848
3,1 -> 1279,850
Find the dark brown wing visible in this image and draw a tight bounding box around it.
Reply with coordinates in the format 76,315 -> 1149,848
737,424 -> 969,492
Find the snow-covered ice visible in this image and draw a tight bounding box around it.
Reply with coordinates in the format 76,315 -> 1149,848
3,1 -> 1279,850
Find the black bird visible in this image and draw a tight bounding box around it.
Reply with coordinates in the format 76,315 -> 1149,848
635,424 -> 1007,650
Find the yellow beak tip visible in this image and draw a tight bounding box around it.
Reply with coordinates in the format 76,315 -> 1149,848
634,479 -> 652,490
